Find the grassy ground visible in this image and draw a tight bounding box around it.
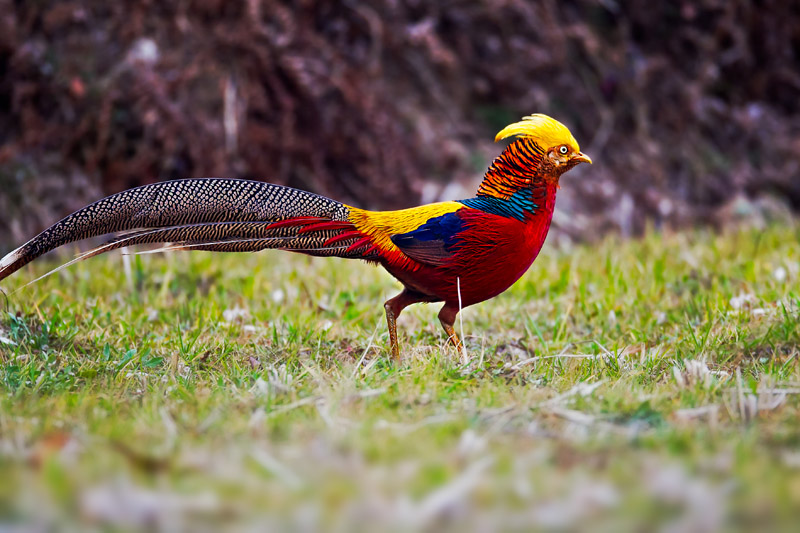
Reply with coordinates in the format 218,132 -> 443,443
0,223 -> 799,531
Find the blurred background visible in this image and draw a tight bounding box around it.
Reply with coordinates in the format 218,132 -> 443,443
1,0 -> 799,248
2,3 -> 800,531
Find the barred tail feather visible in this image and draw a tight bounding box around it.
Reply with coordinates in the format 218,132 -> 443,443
0,179 -> 378,286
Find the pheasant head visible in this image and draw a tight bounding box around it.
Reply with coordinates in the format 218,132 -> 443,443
477,114 -> 591,199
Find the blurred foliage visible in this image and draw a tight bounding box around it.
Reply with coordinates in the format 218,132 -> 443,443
0,0 -> 799,246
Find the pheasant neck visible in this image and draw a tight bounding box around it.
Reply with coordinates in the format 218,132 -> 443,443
465,138 -> 557,221
476,138 -> 550,197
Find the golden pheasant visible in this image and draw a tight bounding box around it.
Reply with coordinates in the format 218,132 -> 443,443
0,114 -> 590,357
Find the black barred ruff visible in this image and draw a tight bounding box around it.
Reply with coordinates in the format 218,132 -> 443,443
475,138 -> 546,200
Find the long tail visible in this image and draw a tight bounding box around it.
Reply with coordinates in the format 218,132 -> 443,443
0,178 -> 380,285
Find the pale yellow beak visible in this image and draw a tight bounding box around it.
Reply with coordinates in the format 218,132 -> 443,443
572,152 -> 592,165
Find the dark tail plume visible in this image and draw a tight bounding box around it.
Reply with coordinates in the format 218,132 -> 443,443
0,178 -> 368,284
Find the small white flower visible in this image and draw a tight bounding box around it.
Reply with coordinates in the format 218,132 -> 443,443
271,289 -> 285,304
729,293 -> 754,310
222,306 -> 250,323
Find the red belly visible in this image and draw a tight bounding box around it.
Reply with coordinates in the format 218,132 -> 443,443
385,208 -> 553,306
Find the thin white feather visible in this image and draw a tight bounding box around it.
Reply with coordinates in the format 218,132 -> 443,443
0,247 -> 21,271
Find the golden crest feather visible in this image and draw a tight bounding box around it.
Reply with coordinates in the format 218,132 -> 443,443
495,114 -> 580,152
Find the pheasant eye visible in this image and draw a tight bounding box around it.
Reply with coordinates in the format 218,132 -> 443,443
559,146 -> 568,155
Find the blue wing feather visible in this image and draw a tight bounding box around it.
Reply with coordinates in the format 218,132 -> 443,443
390,211 -> 466,266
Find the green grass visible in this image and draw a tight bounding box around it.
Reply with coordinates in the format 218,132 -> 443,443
1,223 -> 799,531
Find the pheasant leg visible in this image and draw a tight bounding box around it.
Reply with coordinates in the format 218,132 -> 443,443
438,302 -> 465,357
384,290 -> 427,358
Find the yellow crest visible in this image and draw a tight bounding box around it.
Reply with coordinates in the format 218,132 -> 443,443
495,114 -> 580,152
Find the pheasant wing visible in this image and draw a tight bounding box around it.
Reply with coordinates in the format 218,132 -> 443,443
389,211 -> 465,267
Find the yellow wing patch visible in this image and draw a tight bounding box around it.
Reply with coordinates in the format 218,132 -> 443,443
347,201 -> 464,259
495,114 -> 580,152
